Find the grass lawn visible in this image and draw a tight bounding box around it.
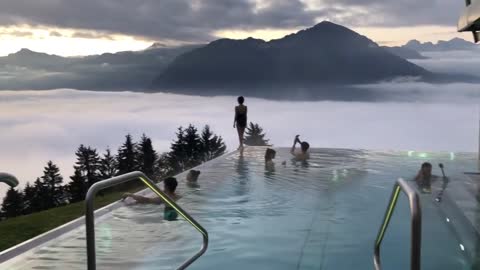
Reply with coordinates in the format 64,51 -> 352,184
0,190 -> 136,252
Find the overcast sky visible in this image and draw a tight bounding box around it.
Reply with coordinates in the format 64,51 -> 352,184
0,0 -> 472,56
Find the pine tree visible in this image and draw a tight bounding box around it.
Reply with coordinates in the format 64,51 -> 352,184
23,182 -> 36,214
156,153 -> 172,179
74,145 -> 101,188
167,127 -> 187,174
41,161 -> 65,208
137,134 -> 159,178
200,125 -> 227,161
117,134 -> 139,175
1,187 -> 24,218
100,148 -> 118,180
244,122 -> 270,146
167,125 -> 203,173
184,125 -> 203,168
68,168 -> 87,203
31,177 -> 50,212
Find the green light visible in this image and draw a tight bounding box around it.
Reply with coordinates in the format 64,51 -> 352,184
332,170 -> 339,182
450,152 -> 455,161
418,152 -> 428,158
97,223 -> 113,253
407,151 -> 415,157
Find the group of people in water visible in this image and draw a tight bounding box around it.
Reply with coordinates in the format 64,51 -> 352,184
123,95 -> 447,221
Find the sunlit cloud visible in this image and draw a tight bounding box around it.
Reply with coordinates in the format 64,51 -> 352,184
0,25 -> 156,56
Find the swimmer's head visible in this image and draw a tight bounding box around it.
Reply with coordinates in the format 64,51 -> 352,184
301,142 -> 310,153
237,96 -> 245,105
265,148 -> 276,161
186,170 -> 201,182
164,177 -> 178,193
421,162 -> 432,177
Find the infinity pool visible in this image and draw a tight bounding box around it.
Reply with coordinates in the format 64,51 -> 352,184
1,147 -> 479,269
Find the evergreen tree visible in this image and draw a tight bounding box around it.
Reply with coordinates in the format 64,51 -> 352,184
22,182 -> 36,214
183,125 -> 203,168
137,134 -> 159,178
167,127 -> 187,173
74,144 -> 101,188
116,134 -> 139,175
41,161 -> 64,208
244,122 -> 270,146
100,148 -> 118,180
167,125 -> 203,173
1,187 -> 24,218
31,177 -> 50,212
200,125 -> 227,161
68,168 -> 87,203
156,153 -> 172,179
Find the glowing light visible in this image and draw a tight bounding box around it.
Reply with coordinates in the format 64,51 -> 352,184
407,151 -> 415,157
446,218 -> 450,223
460,244 -> 465,251
418,152 -> 428,158
332,170 -> 339,182
450,152 -> 455,161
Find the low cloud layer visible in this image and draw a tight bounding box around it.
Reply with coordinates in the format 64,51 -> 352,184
0,85 -> 479,197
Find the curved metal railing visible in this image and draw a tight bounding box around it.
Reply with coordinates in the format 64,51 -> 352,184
85,171 -> 208,270
374,178 -> 422,270
0,172 -> 18,187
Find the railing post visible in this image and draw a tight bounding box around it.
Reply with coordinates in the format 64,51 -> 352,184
374,178 -> 422,270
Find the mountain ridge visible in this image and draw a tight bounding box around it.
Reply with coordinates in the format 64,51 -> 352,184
154,21 -> 429,89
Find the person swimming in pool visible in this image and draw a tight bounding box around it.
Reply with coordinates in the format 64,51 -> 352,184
186,169 -> 201,188
233,96 -> 248,149
415,162 -> 440,193
290,135 -> 310,161
265,148 -> 276,172
122,177 -> 180,220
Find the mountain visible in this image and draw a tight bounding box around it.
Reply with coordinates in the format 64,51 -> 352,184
382,46 -> 427,59
404,38 -> 478,52
0,44 -> 201,90
154,21 -> 429,89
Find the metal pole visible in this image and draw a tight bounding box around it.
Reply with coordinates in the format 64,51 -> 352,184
0,173 -> 19,187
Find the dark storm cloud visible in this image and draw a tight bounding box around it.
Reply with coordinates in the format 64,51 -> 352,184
0,0 -> 319,41
318,0 -> 464,27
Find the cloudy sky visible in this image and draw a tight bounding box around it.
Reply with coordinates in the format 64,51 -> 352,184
0,0 -> 472,56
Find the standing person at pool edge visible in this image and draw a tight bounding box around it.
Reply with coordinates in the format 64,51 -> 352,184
233,96 -> 248,150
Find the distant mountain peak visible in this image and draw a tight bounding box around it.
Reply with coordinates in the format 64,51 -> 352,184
404,37 -> 476,51
147,42 -> 168,50
16,48 -> 36,55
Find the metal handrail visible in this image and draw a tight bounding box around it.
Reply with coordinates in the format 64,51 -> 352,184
85,171 -> 209,270
374,178 -> 422,270
0,172 -> 19,187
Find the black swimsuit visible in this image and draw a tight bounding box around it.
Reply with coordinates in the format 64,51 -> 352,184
236,107 -> 247,128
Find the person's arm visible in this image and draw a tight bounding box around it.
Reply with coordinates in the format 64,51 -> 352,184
233,107 -> 237,128
291,135 -> 300,155
122,193 -> 163,204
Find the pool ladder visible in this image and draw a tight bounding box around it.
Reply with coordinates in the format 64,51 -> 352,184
85,171 -> 209,270
374,178 -> 422,270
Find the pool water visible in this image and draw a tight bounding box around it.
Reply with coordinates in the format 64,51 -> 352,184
1,147 -> 479,270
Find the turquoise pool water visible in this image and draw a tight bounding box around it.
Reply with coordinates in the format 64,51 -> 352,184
1,147 -> 479,269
